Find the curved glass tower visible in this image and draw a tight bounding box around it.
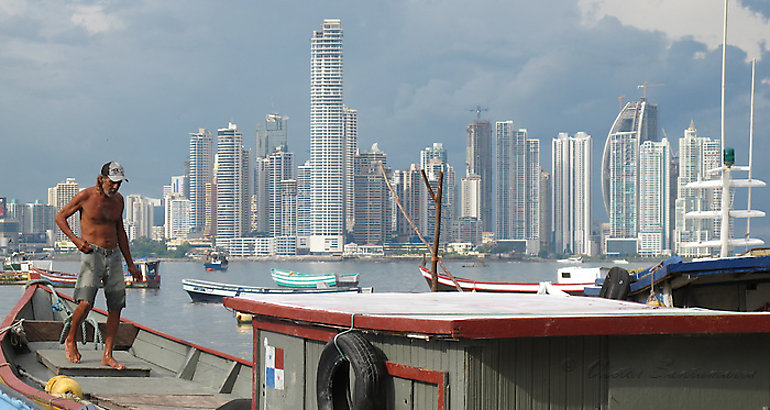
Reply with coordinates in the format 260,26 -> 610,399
601,99 -> 658,241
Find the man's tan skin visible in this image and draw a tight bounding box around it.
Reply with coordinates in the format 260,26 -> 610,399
55,173 -> 141,370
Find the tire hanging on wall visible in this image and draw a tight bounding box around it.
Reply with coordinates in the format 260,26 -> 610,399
599,266 -> 631,300
316,331 -> 387,410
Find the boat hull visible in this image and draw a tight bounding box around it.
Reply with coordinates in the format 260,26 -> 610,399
183,278 -> 372,303
419,266 -> 593,295
270,268 -> 359,288
0,284 -> 252,410
30,259 -> 161,289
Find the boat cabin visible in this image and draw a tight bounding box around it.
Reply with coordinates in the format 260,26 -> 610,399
226,292 -> 770,410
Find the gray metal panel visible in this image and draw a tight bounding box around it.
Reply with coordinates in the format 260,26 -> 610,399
304,338 -> 325,410
258,330 -> 305,410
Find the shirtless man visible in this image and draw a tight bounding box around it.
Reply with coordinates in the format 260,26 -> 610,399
55,161 -> 142,370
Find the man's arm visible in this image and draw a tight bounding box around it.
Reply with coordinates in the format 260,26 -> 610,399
55,189 -> 92,253
115,196 -> 142,281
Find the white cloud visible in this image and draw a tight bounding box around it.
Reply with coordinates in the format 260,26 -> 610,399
69,4 -> 124,35
578,0 -> 770,61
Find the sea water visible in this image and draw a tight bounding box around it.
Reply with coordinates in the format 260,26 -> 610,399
0,259 -> 650,360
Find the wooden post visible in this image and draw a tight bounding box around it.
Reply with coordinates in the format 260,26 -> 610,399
421,169 -> 443,292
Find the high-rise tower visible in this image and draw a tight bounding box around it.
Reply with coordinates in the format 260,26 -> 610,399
255,114 -> 288,158
309,19 -> 345,251
601,98 -> 658,254
216,122 -> 251,240
188,129 -> 214,234
466,118 -> 493,232
552,132 -> 592,256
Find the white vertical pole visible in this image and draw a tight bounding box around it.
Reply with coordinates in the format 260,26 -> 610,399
721,0 -> 728,158
747,59 -> 756,239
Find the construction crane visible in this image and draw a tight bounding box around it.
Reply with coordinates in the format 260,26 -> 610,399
637,82 -> 664,99
468,105 -> 488,120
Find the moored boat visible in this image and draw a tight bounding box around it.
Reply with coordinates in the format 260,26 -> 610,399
0,282 -> 252,409
29,259 -> 161,289
182,278 -> 373,303
419,265 -> 601,295
204,251 -> 229,271
270,268 -> 359,288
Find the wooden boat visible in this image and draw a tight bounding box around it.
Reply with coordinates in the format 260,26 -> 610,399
270,268 -> 359,288
419,265 -> 601,295
1,254 -> 33,285
29,259 -> 162,289
556,255 -> 582,264
204,251 -> 229,271
0,282 -> 252,409
585,253 -> 770,310
183,278 -> 373,303
225,291 -> 770,409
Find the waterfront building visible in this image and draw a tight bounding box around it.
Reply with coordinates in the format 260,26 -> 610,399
255,113 -> 289,158
48,178 -> 80,242
397,165 -> 427,243
466,118 -> 493,232
309,19 -> 345,252
253,157 -> 268,233
343,105 -> 358,234
125,194 -> 155,241
188,129 -> 214,234
539,171 -> 552,255
638,138 -> 672,256
496,124 -> 541,254
21,202 -> 55,237
674,122 -> 722,256
420,143 -> 448,171
601,98 -> 659,254
552,132 -> 592,256
266,149 -> 295,236
353,144 -> 392,245
459,175 -> 482,245
280,180 -> 298,237
164,193 -> 191,240
296,162 -> 312,245
424,157 -> 456,244
216,122 -> 251,239
171,175 -> 187,199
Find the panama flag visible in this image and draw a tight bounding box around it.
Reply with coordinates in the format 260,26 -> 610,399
265,345 -> 285,390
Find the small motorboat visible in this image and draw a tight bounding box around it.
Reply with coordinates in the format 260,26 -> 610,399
183,278 -> 373,303
270,268 -> 360,288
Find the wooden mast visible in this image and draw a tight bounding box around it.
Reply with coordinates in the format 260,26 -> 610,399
421,169 -> 443,292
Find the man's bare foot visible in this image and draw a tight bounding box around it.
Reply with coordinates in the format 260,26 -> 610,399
101,355 -> 125,370
64,340 -> 81,364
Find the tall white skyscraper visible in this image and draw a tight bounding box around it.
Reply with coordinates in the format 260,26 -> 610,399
255,113 -> 289,158
496,124 -> 540,254
188,128 -> 214,234
420,143 -> 448,170
552,132 -> 592,256
638,138 -> 671,256
164,193 -> 191,239
216,122 -> 251,239
674,122 -> 721,256
309,19 -> 345,252
296,162 -> 312,240
48,178 -> 80,242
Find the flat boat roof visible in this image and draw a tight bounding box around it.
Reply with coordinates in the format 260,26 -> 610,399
224,292 -> 770,339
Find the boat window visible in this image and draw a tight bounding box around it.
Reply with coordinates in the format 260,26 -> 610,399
561,272 -> 571,278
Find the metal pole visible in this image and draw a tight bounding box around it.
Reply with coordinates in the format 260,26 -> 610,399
720,0 -> 728,158
747,59 -> 756,239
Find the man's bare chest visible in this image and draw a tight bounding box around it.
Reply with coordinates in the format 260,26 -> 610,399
81,198 -> 121,225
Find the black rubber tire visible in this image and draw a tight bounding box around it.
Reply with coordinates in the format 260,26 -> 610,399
599,266 -> 631,300
316,331 -> 387,410
215,398 -> 251,409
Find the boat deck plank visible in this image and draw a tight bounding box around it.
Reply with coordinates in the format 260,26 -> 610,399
89,393 -> 231,409
36,349 -> 151,377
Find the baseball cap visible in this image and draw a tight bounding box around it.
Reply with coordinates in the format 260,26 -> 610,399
101,161 -> 128,182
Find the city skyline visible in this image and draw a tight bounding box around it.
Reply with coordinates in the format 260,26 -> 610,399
1,1 -> 769,235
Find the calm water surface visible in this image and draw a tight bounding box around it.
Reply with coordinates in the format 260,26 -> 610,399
0,259 -> 650,360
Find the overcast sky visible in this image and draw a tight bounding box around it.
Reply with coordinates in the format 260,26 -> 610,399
1,0 -> 769,235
